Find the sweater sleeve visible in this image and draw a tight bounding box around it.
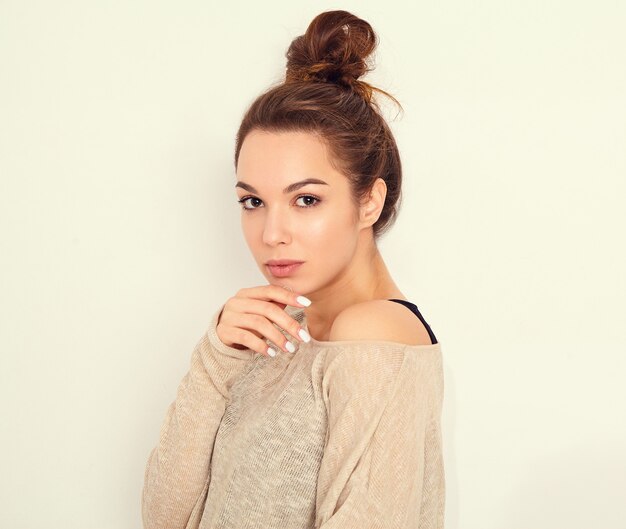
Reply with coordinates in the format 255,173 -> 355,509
315,343 -> 444,529
141,304 -> 257,529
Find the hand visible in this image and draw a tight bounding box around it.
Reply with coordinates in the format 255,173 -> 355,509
216,285 -> 312,357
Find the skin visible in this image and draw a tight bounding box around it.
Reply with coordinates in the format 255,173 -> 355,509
235,129 -> 407,342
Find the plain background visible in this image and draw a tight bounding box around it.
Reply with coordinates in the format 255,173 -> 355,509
1,1 -> 624,528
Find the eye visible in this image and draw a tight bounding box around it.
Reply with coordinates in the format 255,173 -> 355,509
237,196 -> 263,209
237,195 -> 321,211
296,195 -> 320,208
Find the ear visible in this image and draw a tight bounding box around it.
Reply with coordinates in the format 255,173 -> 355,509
358,178 -> 387,229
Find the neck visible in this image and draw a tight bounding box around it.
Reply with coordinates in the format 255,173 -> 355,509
302,231 -> 403,340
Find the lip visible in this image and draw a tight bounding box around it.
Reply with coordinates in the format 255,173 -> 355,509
266,259 -> 304,266
266,262 -> 304,278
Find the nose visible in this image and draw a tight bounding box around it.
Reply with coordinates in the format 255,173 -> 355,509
262,206 -> 292,246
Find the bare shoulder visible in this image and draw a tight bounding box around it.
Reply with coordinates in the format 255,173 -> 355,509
328,299 -> 433,346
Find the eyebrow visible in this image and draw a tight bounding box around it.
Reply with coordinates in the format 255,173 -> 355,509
235,178 -> 329,194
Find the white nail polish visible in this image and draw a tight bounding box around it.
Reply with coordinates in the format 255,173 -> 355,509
296,295 -> 312,307
299,329 -> 311,343
267,346 -> 277,357
285,341 -> 296,353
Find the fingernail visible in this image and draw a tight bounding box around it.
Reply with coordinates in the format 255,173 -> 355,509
267,346 -> 277,357
298,329 -> 311,343
285,341 -> 296,353
296,295 -> 312,307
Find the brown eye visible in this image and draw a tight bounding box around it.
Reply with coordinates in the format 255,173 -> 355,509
237,196 -> 262,210
295,195 -> 321,208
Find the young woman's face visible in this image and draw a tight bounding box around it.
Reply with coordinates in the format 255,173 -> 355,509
235,129 -> 363,295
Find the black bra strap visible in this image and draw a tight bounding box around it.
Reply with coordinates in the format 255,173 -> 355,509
387,299 -> 438,344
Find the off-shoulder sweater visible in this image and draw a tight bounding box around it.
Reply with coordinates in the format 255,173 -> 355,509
141,302 -> 445,529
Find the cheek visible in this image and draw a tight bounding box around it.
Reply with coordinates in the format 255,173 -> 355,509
305,206 -> 358,255
240,215 -> 261,249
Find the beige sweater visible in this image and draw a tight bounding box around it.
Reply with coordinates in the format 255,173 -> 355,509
142,303 -> 445,529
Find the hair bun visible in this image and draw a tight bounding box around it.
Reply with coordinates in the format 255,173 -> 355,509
285,10 -> 377,102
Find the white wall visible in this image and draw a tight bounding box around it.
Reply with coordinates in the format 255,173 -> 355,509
1,1 -> 624,528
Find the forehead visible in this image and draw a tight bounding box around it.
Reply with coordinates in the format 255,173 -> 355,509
237,129 -> 345,185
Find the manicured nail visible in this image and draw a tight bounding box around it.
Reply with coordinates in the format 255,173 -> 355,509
285,341 -> 296,353
298,329 -> 311,343
267,346 -> 277,357
296,295 -> 312,307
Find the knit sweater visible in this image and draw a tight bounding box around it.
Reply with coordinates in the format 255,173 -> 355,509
142,302 -> 445,529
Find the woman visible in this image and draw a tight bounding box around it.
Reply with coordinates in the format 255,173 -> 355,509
142,10 -> 444,529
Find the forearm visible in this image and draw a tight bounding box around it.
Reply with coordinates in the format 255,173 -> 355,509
142,307 -> 256,529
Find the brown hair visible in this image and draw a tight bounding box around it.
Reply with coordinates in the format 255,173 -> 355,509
234,10 -> 404,241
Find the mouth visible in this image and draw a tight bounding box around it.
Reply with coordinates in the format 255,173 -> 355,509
266,261 -> 304,278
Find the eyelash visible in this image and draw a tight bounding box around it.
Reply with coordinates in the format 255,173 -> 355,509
237,194 -> 322,211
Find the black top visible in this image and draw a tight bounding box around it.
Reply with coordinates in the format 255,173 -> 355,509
387,299 -> 438,345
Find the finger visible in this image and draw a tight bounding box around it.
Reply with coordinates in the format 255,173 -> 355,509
237,285 -> 311,309
232,298 -> 310,344
234,314 -> 296,353
220,319 -> 278,358
240,313 -> 299,354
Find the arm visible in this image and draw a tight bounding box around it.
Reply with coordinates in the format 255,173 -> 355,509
315,343 -> 445,529
141,304 -> 257,529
